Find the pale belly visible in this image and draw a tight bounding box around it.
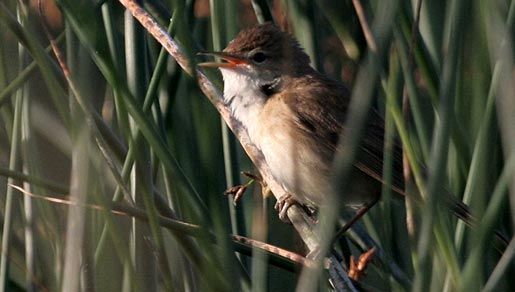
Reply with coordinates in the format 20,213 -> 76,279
260,134 -> 332,206
252,103 -> 333,206
251,102 -> 379,207
258,128 -> 380,207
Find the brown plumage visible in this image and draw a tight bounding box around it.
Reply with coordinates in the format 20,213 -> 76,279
199,22 -> 509,250
199,22 -> 405,208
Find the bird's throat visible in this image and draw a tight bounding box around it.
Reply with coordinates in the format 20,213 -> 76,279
220,68 -> 269,142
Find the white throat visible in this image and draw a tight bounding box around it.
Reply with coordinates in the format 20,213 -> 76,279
220,67 -> 268,143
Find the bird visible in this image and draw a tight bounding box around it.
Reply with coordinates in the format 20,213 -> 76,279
198,22 -> 405,221
197,22 -> 510,262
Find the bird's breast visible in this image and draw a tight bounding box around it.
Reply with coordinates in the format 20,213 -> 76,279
221,70 -> 336,206
254,98 -> 333,206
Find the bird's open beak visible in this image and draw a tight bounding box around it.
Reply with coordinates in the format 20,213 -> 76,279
197,52 -> 248,68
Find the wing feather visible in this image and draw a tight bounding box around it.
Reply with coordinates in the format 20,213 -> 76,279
281,72 -> 405,195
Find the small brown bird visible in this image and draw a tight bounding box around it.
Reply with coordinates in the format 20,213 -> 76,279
200,23 -> 404,219
198,23 -> 510,255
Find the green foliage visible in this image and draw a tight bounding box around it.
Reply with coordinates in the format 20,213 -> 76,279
0,0 -> 513,291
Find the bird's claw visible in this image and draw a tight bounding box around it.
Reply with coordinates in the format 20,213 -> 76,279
224,171 -> 262,205
274,193 -> 299,222
224,185 -> 248,205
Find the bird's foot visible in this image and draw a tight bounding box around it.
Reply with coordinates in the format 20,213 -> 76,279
274,194 -> 317,222
224,184 -> 248,205
224,171 -> 263,205
274,193 -> 300,222
348,247 -> 376,281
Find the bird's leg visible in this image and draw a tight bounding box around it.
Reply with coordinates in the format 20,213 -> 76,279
305,197 -> 378,280
224,171 -> 265,205
330,195 -> 381,247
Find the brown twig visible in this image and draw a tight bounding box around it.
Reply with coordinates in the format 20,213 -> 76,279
8,184 -> 309,269
232,235 -> 312,266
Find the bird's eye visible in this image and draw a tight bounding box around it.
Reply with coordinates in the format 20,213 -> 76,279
251,52 -> 267,63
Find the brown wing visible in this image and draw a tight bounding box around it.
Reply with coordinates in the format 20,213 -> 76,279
356,109 -> 405,194
282,71 -> 405,194
280,73 -> 509,247
281,73 -> 349,163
